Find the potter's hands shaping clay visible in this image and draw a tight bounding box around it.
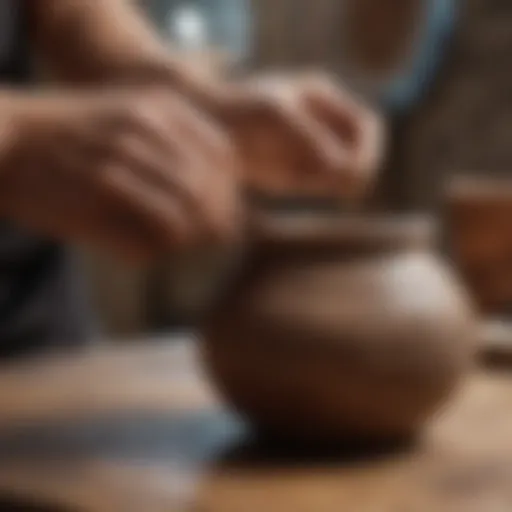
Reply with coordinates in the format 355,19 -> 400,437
0,89 -> 240,262
209,72 -> 386,199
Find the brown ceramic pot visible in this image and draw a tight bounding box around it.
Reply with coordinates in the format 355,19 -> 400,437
201,213 -> 477,444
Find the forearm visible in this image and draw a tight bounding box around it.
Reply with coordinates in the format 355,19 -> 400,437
30,0 -> 223,106
31,0 -> 173,81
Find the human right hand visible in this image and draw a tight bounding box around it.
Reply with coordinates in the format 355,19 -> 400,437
0,89 -> 240,262
199,72 -> 386,199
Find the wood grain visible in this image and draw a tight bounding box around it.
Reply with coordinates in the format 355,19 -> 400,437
0,336 -> 217,427
0,336 -> 510,511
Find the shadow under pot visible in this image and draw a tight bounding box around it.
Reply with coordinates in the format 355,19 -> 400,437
201,214 -> 478,445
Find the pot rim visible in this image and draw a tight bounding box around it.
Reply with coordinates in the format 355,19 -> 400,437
248,212 -> 437,252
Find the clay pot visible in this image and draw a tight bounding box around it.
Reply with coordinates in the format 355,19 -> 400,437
201,213 -> 477,444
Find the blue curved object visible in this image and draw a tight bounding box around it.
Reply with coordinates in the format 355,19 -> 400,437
144,0 -> 253,65
204,0 -> 253,64
380,0 -> 457,113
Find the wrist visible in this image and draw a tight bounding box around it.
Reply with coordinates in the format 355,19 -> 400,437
172,65 -> 234,116
106,54 -> 235,117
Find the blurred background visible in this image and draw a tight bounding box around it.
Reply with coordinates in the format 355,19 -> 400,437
1,2 -> 511,509
81,0 -> 512,340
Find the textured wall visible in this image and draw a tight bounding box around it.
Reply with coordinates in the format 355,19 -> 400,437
400,0 -> 512,211
130,0 -> 512,328
252,0 -> 512,212
252,0 -> 343,69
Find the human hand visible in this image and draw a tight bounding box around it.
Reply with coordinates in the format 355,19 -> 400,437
0,89 -> 240,262
212,72 -> 385,199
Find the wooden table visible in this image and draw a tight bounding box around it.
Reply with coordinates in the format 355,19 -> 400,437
0,335 -> 512,511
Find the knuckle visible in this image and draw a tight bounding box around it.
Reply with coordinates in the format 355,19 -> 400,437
266,101 -> 295,129
122,97 -> 155,128
99,132 -> 140,174
94,165 -> 118,193
95,160 -> 123,186
301,71 -> 333,93
186,113 -> 237,162
110,130 -> 134,157
200,124 -> 229,152
213,131 -> 236,160
251,93 -> 281,119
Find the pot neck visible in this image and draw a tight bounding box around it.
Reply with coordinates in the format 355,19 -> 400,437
247,213 -> 436,254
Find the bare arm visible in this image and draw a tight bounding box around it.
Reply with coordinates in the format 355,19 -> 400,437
29,0 -> 218,102
28,0 -> 384,199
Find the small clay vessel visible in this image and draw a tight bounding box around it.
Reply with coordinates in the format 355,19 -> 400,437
201,213 -> 477,444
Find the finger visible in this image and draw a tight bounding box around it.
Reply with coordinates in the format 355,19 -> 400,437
117,97 -> 238,241
117,94 -> 240,242
301,74 -> 363,120
94,133 -> 207,247
108,130 -> 236,245
83,193 -> 167,263
11,181 -> 160,264
302,81 -> 386,195
314,96 -> 386,196
279,104 -> 352,177
203,162 -> 241,242
121,93 -> 237,177
106,132 -> 185,194
104,128 -> 223,240
107,95 -> 175,154
355,109 -> 386,180
175,148 -> 240,243
302,77 -> 384,160
164,114 -> 240,242
171,99 -> 239,177
68,183 -> 163,263
305,87 -> 361,145
98,162 -> 198,251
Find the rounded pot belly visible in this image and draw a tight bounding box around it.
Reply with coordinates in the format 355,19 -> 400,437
202,249 -> 477,443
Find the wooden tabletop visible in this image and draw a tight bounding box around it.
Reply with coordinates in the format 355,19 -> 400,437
0,334 -> 512,511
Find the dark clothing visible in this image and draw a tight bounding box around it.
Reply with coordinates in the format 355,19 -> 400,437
0,0 -> 96,358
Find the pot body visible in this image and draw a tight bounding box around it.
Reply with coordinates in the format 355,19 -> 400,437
202,216 -> 477,443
